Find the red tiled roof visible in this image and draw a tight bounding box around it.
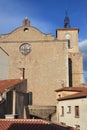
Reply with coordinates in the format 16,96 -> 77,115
57,87 -> 87,101
0,79 -> 26,93
0,119 -> 76,130
55,87 -> 87,92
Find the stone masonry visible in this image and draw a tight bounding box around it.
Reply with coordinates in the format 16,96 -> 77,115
0,18 -> 83,120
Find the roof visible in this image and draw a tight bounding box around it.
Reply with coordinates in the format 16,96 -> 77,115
57,28 -> 79,31
0,79 -> 26,93
0,119 -> 76,130
56,87 -> 87,101
55,87 -> 85,92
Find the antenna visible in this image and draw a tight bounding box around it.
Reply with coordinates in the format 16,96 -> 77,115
65,9 -> 68,17
64,9 -> 70,28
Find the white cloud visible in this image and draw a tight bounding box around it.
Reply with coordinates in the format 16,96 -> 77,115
79,39 -> 87,81
79,39 -> 87,52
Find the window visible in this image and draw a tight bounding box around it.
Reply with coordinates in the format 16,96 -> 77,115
61,106 -> 64,116
75,125 -> 80,130
75,106 -> 79,117
67,106 -> 71,113
68,58 -> 72,87
68,40 -> 70,48
61,122 -> 66,125
24,28 -> 29,32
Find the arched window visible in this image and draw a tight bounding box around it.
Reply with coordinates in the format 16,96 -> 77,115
68,58 -> 72,87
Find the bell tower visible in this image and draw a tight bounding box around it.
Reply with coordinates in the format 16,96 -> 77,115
56,12 -> 79,52
56,14 -> 83,87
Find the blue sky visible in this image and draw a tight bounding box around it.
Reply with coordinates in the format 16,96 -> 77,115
0,0 -> 87,82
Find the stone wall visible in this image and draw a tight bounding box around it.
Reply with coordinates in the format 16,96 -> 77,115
0,26 -> 68,106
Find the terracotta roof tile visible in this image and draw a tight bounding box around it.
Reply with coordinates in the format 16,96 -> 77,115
57,87 -> 87,101
55,87 -> 87,92
0,79 -> 26,93
0,119 -> 76,130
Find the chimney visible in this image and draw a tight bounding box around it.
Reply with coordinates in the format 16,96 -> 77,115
22,17 -> 30,26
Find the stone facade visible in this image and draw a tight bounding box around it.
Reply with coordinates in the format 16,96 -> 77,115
57,28 -> 83,86
0,18 -> 83,120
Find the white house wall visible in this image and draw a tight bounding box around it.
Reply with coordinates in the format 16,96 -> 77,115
58,98 -> 87,130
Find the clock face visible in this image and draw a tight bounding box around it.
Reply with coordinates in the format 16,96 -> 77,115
19,43 -> 32,55
65,34 -> 71,39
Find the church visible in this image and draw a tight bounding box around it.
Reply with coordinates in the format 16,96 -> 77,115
0,16 -> 83,121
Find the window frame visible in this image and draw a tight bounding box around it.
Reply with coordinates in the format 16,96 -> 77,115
67,106 -> 71,113
61,106 -> 64,116
75,106 -> 79,118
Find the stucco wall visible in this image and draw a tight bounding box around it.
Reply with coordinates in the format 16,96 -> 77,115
58,98 -> 87,130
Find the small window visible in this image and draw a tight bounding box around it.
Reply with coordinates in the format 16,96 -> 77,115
24,28 -> 29,32
67,106 -> 71,113
75,125 -> 80,130
68,40 -> 70,48
75,106 -> 79,118
61,122 -> 66,125
61,106 -> 64,116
